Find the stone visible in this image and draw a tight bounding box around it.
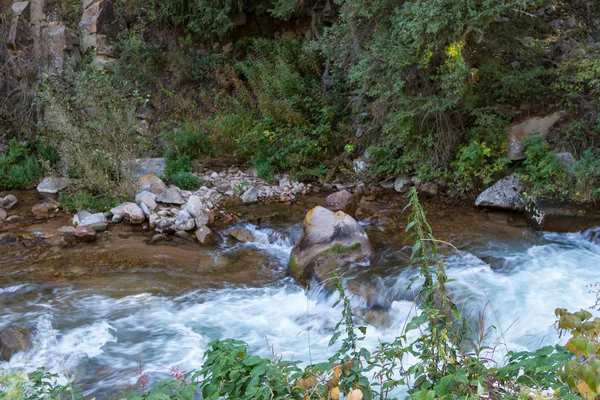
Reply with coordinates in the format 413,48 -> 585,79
0,232 -> 19,245
353,157 -> 368,174
136,192 -> 157,211
156,187 -> 185,205
174,210 -> 195,231
232,12 -> 247,26
123,203 -> 145,224
155,218 -> 176,233
57,226 -> 76,236
185,195 -> 208,218
32,199 -> 60,218
74,225 -> 97,242
289,206 -> 373,286
228,228 -> 256,243
8,2 -> 33,49
79,0 -> 123,53
136,174 -> 168,195
148,212 -> 159,229
139,202 -> 151,217
128,158 -> 166,178
0,327 -> 32,362
506,113 -> 564,161
394,176 -> 412,193
555,152 -> 577,170
418,182 -> 439,198
2,194 -> 18,209
325,190 -> 357,216
525,198 -> 600,233
73,210 -> 92,226
192,187 -> 222,208
241,187 -> 259,204
195,226 -> 219,245
78,212 -> 108,232
475,175 -> 525,211
0,208 -> 6,221
37,177 -> 70,194
42,21 -> 80,75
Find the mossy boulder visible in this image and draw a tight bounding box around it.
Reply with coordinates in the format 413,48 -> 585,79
0,327 -> 32,361
289,206 -> 373,286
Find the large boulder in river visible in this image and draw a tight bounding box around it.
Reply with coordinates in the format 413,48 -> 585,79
1,194 -> 18,209
289,206 -> 373,286
37,177 -> 70,194
525,198 -> 600,232
0,327 -> 32,361
326,190 -> 357,216
475,175 -> 525,211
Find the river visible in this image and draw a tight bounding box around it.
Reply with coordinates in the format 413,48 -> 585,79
1,192 -> 598,397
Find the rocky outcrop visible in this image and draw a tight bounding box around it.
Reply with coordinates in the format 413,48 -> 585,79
0,327 -> 32,361
41,21 -> 81,75
79,0 -> 124,64
325,190 -> 357,216
525,198 -> 600,232
128,158 -> 166,178
289,206 -> 373,286
507,113 -> 564,161
8,2 -> 33,50
475,175 -> 525,211
37,177 -> 70,194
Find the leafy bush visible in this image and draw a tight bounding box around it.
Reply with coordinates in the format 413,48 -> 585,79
573,149 -> 600,201
37,64 -> 150,199
59,191 -> 124,213
0,139 -> 43,190
519,138 -> 569,199
169,172 -> 203,190
452,141 -> 509,193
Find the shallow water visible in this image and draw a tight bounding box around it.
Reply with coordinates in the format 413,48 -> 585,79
1,196 -> 599,397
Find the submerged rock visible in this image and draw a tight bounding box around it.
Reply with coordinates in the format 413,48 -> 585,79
475,175 -> 524,211
289,206 -> 373,286
32,199 -> 60,218
525,198 -> 600,232
326,190 -> 357,216
195,226 -> 219,246
0,232 -> 19,245
0,327 -> 32,362
37,177 -> 70,194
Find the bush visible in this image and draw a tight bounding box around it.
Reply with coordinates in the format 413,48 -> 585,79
519,138 -> 569,199
0,139 -> 43,190
59,191 -> 124,213
452,141 -> 509,193
37,64 -> 151,199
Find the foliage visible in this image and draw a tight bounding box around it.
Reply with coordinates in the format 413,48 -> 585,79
169,171 -> 203,190
0,367 -> 80,399
452,140 -> 509,193
36,64 -> 150,199
0,139 -> 43,190
572,149 -> 600,201
519,138 -> 569,199
58,191 -> 124,213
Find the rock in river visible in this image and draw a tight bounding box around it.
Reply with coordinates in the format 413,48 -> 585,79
325,190 -> 357,216
289,206 -> 373,286
1,194 -> 18,209
475,175 -> 524,211
37,177 -> 70,194
0,327 -> 32,362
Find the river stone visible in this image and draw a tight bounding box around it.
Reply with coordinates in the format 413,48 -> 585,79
506,113 -> 563,161
32,199 -> 60,218
139,202 -> 151,217
123,203 -> 145,224
289,206 -> 373,286
241,187 -> 259,204
73,210 -> 92,226
0,232 -> 19,245
192,187 -> 222,208
156,187 -> 185,205
79,212 -> 108,232
185,195 -> 209,218
525,198 -> 600,232
36,177 -> 70,194
0,208 -> 7,221
136,192 -> 157,211
155,217 -> 176,233
195,226 -> 218,246
475,175 -> 525,211
0,327 -> 32,361
2,194 -> 18,209
136,174 -> 168,195
174,210 -> 195,231
325,190 -> 357,217
74,225 -> 97,242
228,228 -> 256,243
555,152 -> 577,170
418,182 -> 439,198
394,176 -> 411,193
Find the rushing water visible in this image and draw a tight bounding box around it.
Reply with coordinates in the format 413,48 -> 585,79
1,208 -> 599,397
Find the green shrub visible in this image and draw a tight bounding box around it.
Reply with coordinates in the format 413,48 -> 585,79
37,64 -> 150,199
452,141 -> 509,193
169,172 -> 203,190
573,149 -> 600,201
519,138 -> 569,199
0,139 -> 43,190
59,191 -> 124,213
